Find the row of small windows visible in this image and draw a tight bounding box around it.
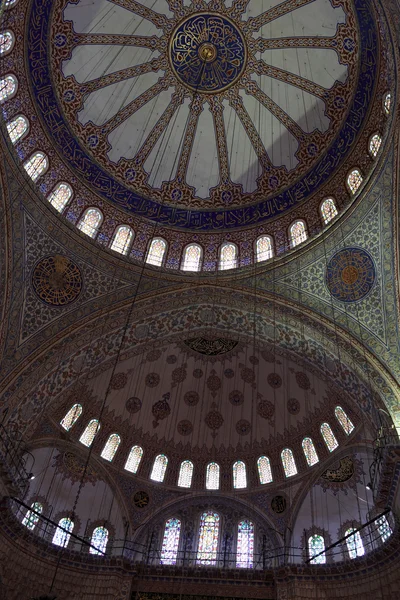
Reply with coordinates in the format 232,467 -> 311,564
22,503 -> 109,554
61,405 -> 354,486
0,71 -> 391,264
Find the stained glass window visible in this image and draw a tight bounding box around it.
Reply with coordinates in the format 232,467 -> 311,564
320,198 -> 338,225
0,31 -> 14,55
257,455 -> 273,484
308,534 -> 326,564
22,502 -> 43,531
281,448 -> 297,477
6,114 -> 28,144
77,208 -> 102,238
196,511 -> 220,565
219,243 -> 237,270
24,151 -> 48,182
302,437 -> 319,467
52,517 -> 74,548
206,462 -> 220,490
376,515 -> 392,543
256,236 -> 273,262
290,220 -> 307,247
369,134 -> 382,158
111,225 -> 134,255
47,182 -> 73,213
100,433 -> 121,462
384,92 -> 391,115
124,445 -> 143,474
320,422 -> 339,452
233,460 -> 247,489
177,460 -> 194,488
60,403 -> 82,431
334,406 -> 354,435
90,526 -> 109,555
5,0 -> 19,7
347,169 -> 363,194
146,238 -> 167,266
236,520 -> 254,568
79,419 -> 100,447
150,454 -> 168,482
345,528 -> 365,559
0,74 -> 17,102
160,517 -> 181,565
182,244 -> 202,271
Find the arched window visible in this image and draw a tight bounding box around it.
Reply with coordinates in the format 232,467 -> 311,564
345,528 -> 365,559
308,534 -> 326,564
150,453 -> 168,482
206,462 -> 220,490
60,404 -> 82,431
302,437 -> 319,467
52,517 -> 74,548
160,517 -> 181,565
233,460 -> 247,489
110,225 -> 134,255
347,169 -> 363,195
219,242 -> 237,270
320,422 -> 339,452
182,243 -> 202,272
256,235 -> 273,262
376,515 -> 392,543
5,0 -> 19,7
22,501 -> 43,531
281,448 -> 297,477
320,198 -> 338,225
0,31 -> 14,56
77,208 -> 102,239
24,151 -> 48,182
100,433 -> 121,462
334,406 -> 354,435
289,220 -> 307,248
0,74 -> 17,102
146,237 -> 167,266
6,114 -> 28,143
79,419 -> 100,447
236,520 -> 254,568
90,526 -> 109,555
177,460 -> 194,488
257,455 -> 273,484
124,445 -> 143,474
196,511 -> 220,565
47,182 -> 73,213
369,134 -> 382,158
383,92 -> 391,115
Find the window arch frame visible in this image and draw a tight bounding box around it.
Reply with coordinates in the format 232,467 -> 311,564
289,219 -> 308,249
196,510 -> 221,566
89,525 -> 110,556
100,433 -> 121,462
77,207 -> 103,239
146,237 -> 168,267
219,242 -> 238,270
344,526 -> 365,560
52,516 -> 74,548
281,447 -> 298,478
302,437 -> 319,467
160,517 -> 182,565
60,403 -> 83,432
0,73 -> 18,103
177,459 -> 194,488
47,181 -> 73,213
346,168 -> 363,196
79,418 -> 101,447
0,30 -> 15,56
6,113 -> 29,144
150,453 -> 168,482
233,460 -> 247,489
257,455 -> 273,484
236,518 -> 254,568
383,91 -> 391,116
334,406 -> 355,435
5,0 -> 19,8
22,500 -> 44,531
205,461 -> 220,490
110,224 -> 134,256
307,533 -> 326,564
368,132 -> 382,159
255,235 -> 274,263
320,197 -> 338,226
124,445 -> 143,474
23,151 -> 49,182
181,243 -> 203,272
320,422 -> 339,452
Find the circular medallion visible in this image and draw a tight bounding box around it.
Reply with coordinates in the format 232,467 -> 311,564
236,419 -> 251,435
229,390 -> 244,406
177,419 -> 193,436
133,490 -> 149,508
287,398 -> 300,415
110,372 -> 128,390
126,397 -> 142,414
184,391 -> 199,406
32,255 -> 82,306
169,14 -> 247,94
326,248 -> 376,302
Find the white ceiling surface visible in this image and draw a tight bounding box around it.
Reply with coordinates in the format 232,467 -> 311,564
62,0 -> 349,199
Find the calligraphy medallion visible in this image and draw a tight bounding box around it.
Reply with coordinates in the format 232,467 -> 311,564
169,14 -> 247,93
32,255 -> 82,306
326,247 -> 376,302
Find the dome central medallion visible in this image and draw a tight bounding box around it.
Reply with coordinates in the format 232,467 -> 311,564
169,14 -> 247,93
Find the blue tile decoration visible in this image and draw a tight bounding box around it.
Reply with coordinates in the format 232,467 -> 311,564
326,247 -> 376,302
